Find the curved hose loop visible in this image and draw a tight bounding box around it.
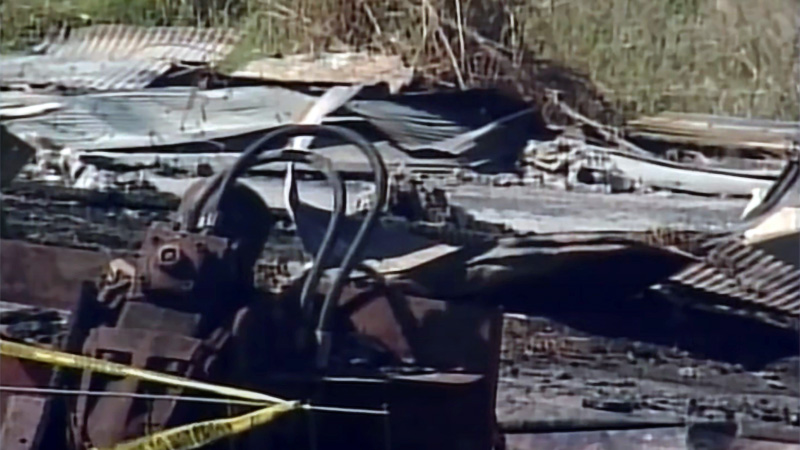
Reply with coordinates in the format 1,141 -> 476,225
179,147 -> 346,319
217,126 -> 387,333
188,125 -> 386,232
183,125 -> 388,353
301,130 -> 387,361
252,150 -> 346,315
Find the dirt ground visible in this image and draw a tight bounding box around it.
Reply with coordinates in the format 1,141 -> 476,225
497,314 -> 800,449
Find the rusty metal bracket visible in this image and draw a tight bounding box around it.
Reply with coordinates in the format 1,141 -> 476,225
73,326 -> 205,448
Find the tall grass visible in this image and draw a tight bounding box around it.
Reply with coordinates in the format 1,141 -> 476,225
1,0 -> 796,121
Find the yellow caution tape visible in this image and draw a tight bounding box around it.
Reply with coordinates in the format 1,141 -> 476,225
0,339 -> 286,405
95,401 -> 300,450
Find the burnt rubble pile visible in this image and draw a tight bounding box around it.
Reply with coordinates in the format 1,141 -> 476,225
2,26 -> 797,199
0,303 -> 68,346
0,23 -> 798,450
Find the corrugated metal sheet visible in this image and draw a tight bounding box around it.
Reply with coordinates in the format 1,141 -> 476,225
5,87 -> 544,173
627,112 -> 800,155
43,25 -> 239,62
346,90 -> 534,149
232,52 -> 413,93
671,238 -> 800,319
0,91 -> 64,110
0,55 -> 172,91
346,90 -> 548,173
0,25 -> 240,91
4,86 -> 317,152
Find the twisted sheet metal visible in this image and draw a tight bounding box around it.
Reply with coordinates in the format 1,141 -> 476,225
4,86 -> 317,152
1,25 -> 240,91
522,138 -> 780,196
670,237 -> 800,319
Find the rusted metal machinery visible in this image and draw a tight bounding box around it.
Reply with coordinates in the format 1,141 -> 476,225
1,125 -> 503,450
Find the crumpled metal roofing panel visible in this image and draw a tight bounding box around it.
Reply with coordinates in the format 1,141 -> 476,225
0,25 -> 240,91
0,55 -> 172,91
4,86 -> 317,151
604,149 -> 778,197
671,238 -> 800,318
346,90 -> 532,150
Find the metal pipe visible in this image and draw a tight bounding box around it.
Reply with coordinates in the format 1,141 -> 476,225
310,128 -> 387,369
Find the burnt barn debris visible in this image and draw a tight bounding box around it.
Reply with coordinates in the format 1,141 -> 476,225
1,24 -> 799,450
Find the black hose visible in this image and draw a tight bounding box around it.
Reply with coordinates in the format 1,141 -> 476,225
205,125 -> 387,336
254,151 -> 346,316
182,124 -> 388,367
215,149 -> 345,317
307,129 -> 387,362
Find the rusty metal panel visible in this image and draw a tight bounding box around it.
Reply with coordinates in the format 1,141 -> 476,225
232,53 -> 413,93
340,284 -> 503,374
0,240 -> 111,310
0,356 -> 53,423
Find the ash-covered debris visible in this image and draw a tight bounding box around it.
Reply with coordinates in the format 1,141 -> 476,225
2,22 -> 796,205
382,170 -> 515,242
1,181 -> 176,250
521,134 -> 782,197
515,95 -> 796,199
0,302 -> 68,346
498,314 -> 800,442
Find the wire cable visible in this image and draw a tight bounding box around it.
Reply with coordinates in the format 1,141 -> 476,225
0,385 -> 388,415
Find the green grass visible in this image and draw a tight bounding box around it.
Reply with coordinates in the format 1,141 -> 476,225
1,0 -> 796,121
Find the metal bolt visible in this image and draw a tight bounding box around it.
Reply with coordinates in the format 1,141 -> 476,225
158,245 -> 180,265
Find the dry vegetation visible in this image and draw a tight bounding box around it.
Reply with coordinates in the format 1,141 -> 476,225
1,0 -> 797,121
